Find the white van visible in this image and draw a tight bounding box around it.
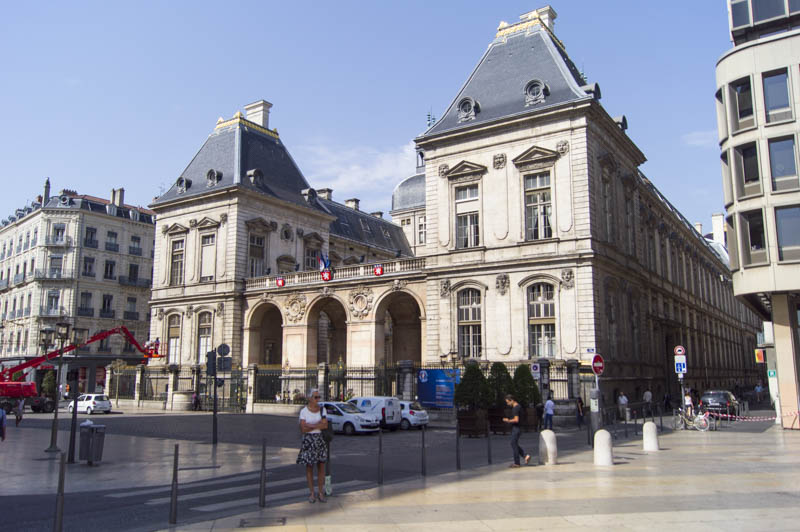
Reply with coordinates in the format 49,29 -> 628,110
348,396 -> 402,430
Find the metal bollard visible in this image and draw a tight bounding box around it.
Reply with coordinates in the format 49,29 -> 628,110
587,419 -> 592,447
169,444 -> 178,524
259,438 -> 266,508
624,413 -> 628,438
659,406 -> 663,432
53,452 -> 66,532
486,423 -> 492,465
377,428 -> 383,485
421,424 -> 427,476
634,411 -> 639,436
456,419 -> 461,471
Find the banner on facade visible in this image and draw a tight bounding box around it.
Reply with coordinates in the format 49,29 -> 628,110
417,369 -> 461,409
754,349 -> 765,363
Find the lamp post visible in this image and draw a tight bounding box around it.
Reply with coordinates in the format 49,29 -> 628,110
44,323 -> 70,453
67,329 -> 82,463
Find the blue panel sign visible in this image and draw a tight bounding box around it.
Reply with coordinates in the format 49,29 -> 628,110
417,369 -> 461,409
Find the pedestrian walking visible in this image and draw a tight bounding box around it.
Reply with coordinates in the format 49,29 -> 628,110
14,398 -> 24,427
543,394 -> 555,430
297,388 -> 328,503
0,406 -> 6,441
191,391 -> 199,411
576,397 -> 585,428
642,388 -> 653,417
503,394 -> 530,468
617,392 -> 629,420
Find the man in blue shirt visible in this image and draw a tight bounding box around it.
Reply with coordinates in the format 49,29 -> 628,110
543,394 -> 555,430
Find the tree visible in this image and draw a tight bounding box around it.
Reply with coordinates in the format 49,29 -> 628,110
487,362 -> 513,407
41,370 -> 56,399
454,362 -> 490,410
512,364 -> 541,407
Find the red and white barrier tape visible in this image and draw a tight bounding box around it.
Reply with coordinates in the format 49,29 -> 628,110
706,411 -> 800,422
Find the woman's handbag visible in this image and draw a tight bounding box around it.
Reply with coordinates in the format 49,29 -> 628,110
320,409 -> 334,444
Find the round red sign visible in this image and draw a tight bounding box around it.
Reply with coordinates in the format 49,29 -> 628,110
591,354 -> 605,376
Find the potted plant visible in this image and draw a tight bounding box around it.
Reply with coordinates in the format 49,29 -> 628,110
454,361 -> 490,437
488,362 -> 514,434
512,364 -> 542,432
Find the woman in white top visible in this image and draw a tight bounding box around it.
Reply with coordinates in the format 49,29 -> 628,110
297,388 -> 328,503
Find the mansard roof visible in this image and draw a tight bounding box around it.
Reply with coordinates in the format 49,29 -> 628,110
151,113 -> 320,213
318,198 -> 412,257
421,14 -> 590,138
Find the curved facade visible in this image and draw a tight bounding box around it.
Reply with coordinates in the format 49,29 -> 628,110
716,0 -> 800,428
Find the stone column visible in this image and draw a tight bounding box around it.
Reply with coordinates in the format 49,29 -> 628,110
537,358 -> 551,399
134,363 -> 145,404
566,359 -> 580,399
398,360 -> 415,401
317,362 -> 330,400
773,294 -> 800,429
247,364 -> 258,413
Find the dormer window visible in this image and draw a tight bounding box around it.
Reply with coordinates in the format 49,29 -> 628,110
457,97 -> 479,122
176,177 -> 192,194
524,79 -> 548,106
247,169 -> 262,185
207,169 -> 222,187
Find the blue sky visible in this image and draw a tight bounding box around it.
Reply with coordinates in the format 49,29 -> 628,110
0,1 -> 731,233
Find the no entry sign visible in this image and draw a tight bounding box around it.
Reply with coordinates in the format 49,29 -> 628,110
591,354 -> 605,375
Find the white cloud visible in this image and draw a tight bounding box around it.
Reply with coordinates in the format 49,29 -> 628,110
294,140 -> 417,215
681,129 -> 718,148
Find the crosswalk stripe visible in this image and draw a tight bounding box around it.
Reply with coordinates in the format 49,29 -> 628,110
192,480 -> 372,512
145,477 -> 304,505
107,472 -> 262,498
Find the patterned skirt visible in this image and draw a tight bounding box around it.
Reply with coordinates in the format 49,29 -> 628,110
296,433 -> 327,466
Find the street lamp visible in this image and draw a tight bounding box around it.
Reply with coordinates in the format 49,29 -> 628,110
43,324 -> 68,453
67,328 -> 82,463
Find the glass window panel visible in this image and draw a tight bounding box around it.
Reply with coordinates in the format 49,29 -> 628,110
791,0 -> 800,13
731,0 -> 751,27
769,137 -> 799,190
764,71 -> 790,113
753,0 -> 786,22
776,206 -> 800,260
742,144 -> 760,183
734,79 -> 754,119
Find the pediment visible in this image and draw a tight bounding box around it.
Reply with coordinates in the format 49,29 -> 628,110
302,231 -> 325,245
343,255 -> 360,265
444,160 -> 487,180
245,217 -> 278,232
512,145 -> 560,170
328,250 -> 343,262
196,216 -> 221,230
163,223 -> 189,235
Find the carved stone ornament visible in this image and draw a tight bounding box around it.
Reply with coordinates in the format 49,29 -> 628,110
219,213 -> 228,224
161,225 -> 170,234
349,286 -> 374,319
561,269 -> 575,289
319,286 -> 333,297
391,279 -> 407,291
157,309 -> 164,321
557,140 -> 569,155
189,219 -> 198,228
440,280 -> 451,298
495,274 -> 509,295
285,294 -> 307,323
280,224 -> 293,241
217,302 -> 224,313
185,305 -> 194,319
493,154 -> 506,170
438,164 -> 449,177
260,292 -> 273,302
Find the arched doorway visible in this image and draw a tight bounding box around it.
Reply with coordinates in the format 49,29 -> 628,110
374,291 -> 422,365
248,302 -> 283,365
306,297 -> 348,366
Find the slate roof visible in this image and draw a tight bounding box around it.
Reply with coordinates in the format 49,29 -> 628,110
151,116 -> 319,212
319,198 -> 412,257
422,19 -> 590,138
40,193 -> 155,224
391,173 -> 425,212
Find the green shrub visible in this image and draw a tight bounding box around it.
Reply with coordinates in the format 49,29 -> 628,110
488,362 -> 513,407
454,362 -> 490,410
41,370 -> 56,399
512,364 -> 542,407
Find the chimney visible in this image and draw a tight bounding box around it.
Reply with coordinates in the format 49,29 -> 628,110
694,222 -> 703,235
711,213 -> 725,245
111,188 -> 124,207
370,211 -> 383,219
43,178 -> 51,204
244,100 -> 273,128
520,5 -> 557,32
345,198 -> 360,211
317,188 -> 333,200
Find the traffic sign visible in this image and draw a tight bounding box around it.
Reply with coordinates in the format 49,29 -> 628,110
768,369 -> 776,378
674,345 -> 685,356
531,363 -> 540,379
217,343 -> 230,356
591,354 -> 605,376
674,354 -> 687,374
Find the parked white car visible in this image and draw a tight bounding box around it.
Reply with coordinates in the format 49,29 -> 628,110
399,401 -> 429,430
320,402 -> 380,435
348,396 -> 402,430
68,394 -> 112,414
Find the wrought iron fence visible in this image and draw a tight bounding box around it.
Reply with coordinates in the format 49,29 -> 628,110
548,362 -> 569,400
141,368 -> 170,401
198,370 -> 247,412
108,368 -> 137,400
175,367 -> 195,392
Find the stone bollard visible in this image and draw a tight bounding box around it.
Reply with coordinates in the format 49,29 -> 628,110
538,429 -> 557,465
642,421 -> 660,452
593,429 -> 613,466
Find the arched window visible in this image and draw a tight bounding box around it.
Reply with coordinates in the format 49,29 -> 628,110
197,312 -> 212,364
457,289 -> 482,358
527,283 -> 556,357
167,314 -> 181,364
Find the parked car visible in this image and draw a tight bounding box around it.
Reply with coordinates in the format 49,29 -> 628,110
320,402 -> 380,435
348,396 -> 402,430
399,401 -> 429,430
699,390 -> 740,415
68,394 -> 112,414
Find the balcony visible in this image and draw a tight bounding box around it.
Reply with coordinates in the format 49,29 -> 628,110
77,307 -> 94,317
129,246 -> 142,256
39,306 -> 67,318
123,311 -> 140,320
12,273 -> 26,285
96,344 -> 111,353
81,270 -> 96,278
244,257 -> 427,291
23,307 -> 30,317
99,309 -> 115,319
0,279 -> 7,290
84,239 -> 99,249
105,242 -> 119,252
44,235 -> 71,247
34,269 -> 74,280
119,276 -> 151,288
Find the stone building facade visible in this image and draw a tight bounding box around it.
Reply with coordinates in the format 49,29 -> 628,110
0,180 -> 155,392
148,7 -> 763,404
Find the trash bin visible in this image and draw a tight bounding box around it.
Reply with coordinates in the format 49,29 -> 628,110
79,422 -> 106,465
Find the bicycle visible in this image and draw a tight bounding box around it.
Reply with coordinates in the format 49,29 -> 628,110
672,408 -> 710,432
